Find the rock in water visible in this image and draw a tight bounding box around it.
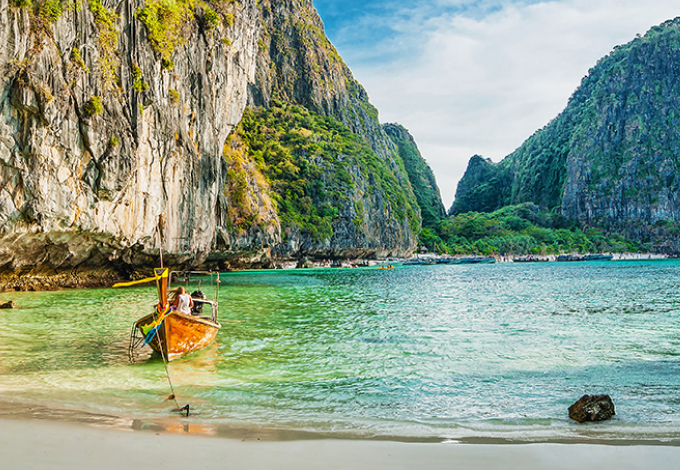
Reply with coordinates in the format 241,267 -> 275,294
0,301 -> 18,309
568,394 -> 616,423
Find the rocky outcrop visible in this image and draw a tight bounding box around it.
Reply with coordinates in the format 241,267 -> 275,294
251,0 -> 398,163
245,0 -> 419,258
568,394 -> 616,423
448,155 -> 504,216
451,17 -> 680,249
223,103 -> 418,261
384,123 -> 445,230
0,0 -> 421,287
0,0 -> 272,275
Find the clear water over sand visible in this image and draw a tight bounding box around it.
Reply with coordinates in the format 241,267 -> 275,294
1,261 -> 679,441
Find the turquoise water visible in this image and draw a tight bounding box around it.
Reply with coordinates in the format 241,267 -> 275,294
1,261 -> 680,441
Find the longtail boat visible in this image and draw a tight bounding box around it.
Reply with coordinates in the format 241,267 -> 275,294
117,268 -> 222,361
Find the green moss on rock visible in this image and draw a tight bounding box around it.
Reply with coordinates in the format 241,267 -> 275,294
69,47 -> 89,72
168,88 -> 180,106
136,0 -> 193,60
88,0 -> 119,86
131,64 -> 149,92
82,96 -> 103,117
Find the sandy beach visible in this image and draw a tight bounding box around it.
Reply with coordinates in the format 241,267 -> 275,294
1,418 -> 678,470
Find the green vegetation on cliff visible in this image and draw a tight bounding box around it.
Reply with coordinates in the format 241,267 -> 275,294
384,123 -> 446,232
426,203 -> 645,255
89,0 -> 119,86
136,0 -> 237,61
248,0 -> 423,254
226,101 -> 419,241
136,0 -> 193,60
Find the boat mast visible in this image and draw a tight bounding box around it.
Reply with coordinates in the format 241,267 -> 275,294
157,216 -> 167,305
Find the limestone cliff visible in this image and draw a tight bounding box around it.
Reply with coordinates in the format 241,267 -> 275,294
384,123 -> 446,230
451,17 -> 680,249
218,0 -> 419,260
0,0 -> 419,289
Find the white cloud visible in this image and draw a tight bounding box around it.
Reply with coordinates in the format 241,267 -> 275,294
342,0 -> 680,208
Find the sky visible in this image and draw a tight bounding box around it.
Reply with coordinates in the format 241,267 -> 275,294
313,0 -> 680,209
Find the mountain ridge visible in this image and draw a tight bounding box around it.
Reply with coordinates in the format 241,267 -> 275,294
451,16 -> 680,250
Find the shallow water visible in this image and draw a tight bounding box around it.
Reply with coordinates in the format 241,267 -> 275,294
1,261 -> 680,441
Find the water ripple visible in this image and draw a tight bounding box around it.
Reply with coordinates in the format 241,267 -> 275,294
1,261 -> 680,440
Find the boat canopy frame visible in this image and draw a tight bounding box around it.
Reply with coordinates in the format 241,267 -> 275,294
169,270 -> 221,323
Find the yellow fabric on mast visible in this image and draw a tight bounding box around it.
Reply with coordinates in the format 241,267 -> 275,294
113,268 -> 169,289
155,268 -> 169,305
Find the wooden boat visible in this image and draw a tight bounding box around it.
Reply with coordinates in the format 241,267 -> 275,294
133,309 -> 221,361
119,268 -> 222,361
583,254 -> 613,261
556,254 -> 584,262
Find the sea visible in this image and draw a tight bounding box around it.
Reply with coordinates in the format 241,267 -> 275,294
1,260 -> 679,442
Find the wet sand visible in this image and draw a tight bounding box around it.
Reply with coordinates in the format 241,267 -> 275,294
2,418 -> 679,470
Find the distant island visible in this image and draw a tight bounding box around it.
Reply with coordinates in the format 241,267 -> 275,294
437,18 -> 680,256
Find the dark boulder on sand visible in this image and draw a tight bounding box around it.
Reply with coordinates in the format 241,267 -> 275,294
569,394 -> 616,423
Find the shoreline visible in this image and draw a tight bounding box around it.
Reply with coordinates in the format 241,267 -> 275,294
1,398 -> 679,447
0,253 -> 675,293
3,418 -> 680,470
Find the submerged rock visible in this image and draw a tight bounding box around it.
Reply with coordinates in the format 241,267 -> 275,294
0,300 -> 18,309
568,394 -> 616,423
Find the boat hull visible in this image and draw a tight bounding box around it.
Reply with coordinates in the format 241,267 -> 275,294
136,312 -> 221,361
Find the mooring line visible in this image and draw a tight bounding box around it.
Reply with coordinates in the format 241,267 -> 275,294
148,306 -> 190,417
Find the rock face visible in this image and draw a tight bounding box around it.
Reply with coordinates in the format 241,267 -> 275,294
451,17 -> 680,249
568,394 -> 616,423
448,155 -> 505,216
240,0 -> 419,259
384,123 -> 446,230
222,103 -> 419,262
0,0 -> 422,288
0,0 -> 269,280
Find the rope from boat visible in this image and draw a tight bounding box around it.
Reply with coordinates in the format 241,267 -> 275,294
156,337 -> 190,417
128,322 -> 140,362
148,304 -> 190,417
156,332 -> 179,406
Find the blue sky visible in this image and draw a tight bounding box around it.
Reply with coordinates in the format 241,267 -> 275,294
315,1 -> 520,62
313,0 -> 680,208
